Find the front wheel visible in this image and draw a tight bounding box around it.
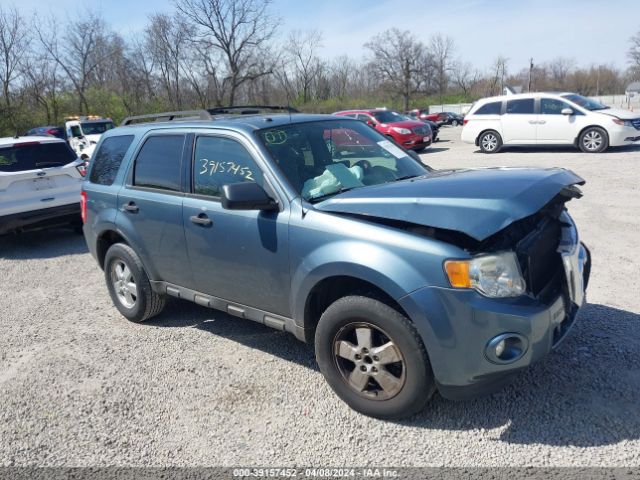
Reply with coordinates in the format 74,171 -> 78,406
104,243 -> 165,323
578,127 -> 608,153
452,119 -> 459,127
315,296 -> 435,419
478,130 -> 502,153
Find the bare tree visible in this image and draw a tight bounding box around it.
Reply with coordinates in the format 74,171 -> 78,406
451,61 -> 481,98
146,13 -> 194,109
430,34 -> 455,103
629,30 -> 640,78
547,57 -> 575,90
176,0 -> 280,106
364,28 -> 429,111
0,5 -> 29,129
286,29 -> 323,103
35,11 -> 118,114
488,56 -> 509,96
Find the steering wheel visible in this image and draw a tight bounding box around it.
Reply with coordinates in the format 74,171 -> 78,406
353,160 -> 372,172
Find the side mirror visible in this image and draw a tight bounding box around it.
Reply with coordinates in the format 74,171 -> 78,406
221,182 -> 278,211
561,108 -> 574,116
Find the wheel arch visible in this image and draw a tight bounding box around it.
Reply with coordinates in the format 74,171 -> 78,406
96,228 -> 133,270
574,124 -> 609,146
301,275 -> 411,344
475,128 -> 501,146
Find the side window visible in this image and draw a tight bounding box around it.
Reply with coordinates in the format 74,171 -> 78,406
133,135 -> 184,191
89,135 -> 135,185
541,98 -> 572,115
193,136 -> 263,198
505,98 -> 535,114
475,102 -> 502,115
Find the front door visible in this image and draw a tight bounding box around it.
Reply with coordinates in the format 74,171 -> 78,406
182,134 -> 291,317
536,97 -> 583,144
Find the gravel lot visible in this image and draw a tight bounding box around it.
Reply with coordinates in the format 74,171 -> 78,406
1,127 -> 639,467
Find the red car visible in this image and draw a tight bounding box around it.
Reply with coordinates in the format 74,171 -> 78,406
333,109 -> 432,151
406,108 -> 442,123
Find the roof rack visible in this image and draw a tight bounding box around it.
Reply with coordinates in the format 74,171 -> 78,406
206,105 -> 300,115
120,110 -> 213,126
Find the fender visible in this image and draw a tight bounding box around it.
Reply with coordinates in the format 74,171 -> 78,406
290,239 -> 429,326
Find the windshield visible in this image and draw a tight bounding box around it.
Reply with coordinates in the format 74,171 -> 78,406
81,121 -> 115,135
258,120 -> 428,202
561,94 -> 609,111
372,111 -> 404,123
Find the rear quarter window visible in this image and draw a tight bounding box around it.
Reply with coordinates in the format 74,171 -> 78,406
506,98 -> 535,114
89,135 -> 135,185
0,142 -> 76,172
474,102 -> 502,115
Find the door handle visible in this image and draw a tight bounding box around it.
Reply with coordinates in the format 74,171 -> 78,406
538,120 -> 546,125
528,120 -> 538,124
123,202 -> 139,213
190,213 -> 212,226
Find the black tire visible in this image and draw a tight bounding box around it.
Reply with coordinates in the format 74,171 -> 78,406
315,295 -> 435,419
452,119 -> 459,127
478,130 -> 502,153
578,126 -> 608,153
104,243 -> 165,323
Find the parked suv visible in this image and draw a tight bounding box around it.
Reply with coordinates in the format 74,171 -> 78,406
462,92 -> 640,153
0,136 -> 86,235
333,109 -> 432,151
83,109 -> 590,419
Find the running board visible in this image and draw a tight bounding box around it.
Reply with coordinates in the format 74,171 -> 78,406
149,281 -> 304,341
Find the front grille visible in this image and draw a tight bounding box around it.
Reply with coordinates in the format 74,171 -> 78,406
515,218 -> 562,298
412,126 -> 428,135
631,119 -> 640,130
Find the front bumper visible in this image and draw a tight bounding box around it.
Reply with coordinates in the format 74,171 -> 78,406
0,203 -> 81,235
398,242 -> 591,400
608,125 -> 640,146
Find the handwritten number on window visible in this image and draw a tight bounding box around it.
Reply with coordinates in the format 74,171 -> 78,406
198,158 -> 254,181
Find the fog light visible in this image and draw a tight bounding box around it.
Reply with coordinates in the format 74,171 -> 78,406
485,333 -> 528,364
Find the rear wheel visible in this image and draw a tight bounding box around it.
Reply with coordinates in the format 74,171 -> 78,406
478,130 -> 502,153
315,296 -> 435,419
578,127 -> 608,153
452,119 -> 459,127
104,243 -> 165,323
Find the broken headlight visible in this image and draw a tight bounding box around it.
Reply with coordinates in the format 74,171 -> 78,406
444,252 -> 526,298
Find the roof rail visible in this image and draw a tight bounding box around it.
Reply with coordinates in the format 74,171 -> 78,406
120,110 -> 213,126
206,105 -> 300,115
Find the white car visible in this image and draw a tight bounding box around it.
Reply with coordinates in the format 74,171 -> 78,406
0,136 -> 86,235
461,92 -> 640,153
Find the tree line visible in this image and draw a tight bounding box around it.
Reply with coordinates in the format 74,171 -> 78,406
0,0 -> 638,136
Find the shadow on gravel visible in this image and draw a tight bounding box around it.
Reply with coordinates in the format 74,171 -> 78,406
0,228 -> 88,259
404,302 -> 640,447
146,299 -> 318,371
423,147 -> 449,154
147,300 -> 638,447
474,144 -> 640,154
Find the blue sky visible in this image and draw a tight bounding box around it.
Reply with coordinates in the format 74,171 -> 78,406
11,0 -> 639,72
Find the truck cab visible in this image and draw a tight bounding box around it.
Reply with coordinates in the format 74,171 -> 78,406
65,116 -> 115,159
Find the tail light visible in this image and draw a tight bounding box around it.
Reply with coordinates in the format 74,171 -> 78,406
463,119 -> 469,126
76,161 -> 88,177
80,190 -> 87,223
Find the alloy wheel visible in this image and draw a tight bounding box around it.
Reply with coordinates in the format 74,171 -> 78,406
583,130 -> 603,151
481,133 -> 498,151
111,260 -> 138,308
333,322 -> 406,400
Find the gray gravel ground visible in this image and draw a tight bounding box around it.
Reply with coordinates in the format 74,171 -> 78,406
1,127 -> 639,467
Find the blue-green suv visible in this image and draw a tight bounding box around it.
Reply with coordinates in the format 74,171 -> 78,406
82,108 -> 590,419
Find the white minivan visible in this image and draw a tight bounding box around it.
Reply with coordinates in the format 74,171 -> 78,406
461,92 -> 640,153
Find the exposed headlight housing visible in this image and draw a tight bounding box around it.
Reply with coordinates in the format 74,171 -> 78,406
444,252 -> 526,298
392,127 -> 412,135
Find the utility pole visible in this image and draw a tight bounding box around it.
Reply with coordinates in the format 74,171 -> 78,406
528,58 -> 534,92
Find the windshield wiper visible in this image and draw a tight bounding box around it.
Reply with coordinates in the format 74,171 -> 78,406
394,174 -> 423,182
308,186 -> 359,203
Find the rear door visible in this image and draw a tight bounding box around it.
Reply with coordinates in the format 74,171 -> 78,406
116,133 -> 193,288
182,132 -> 291,316
500,98 -> 537,144
0,141 -> 82,217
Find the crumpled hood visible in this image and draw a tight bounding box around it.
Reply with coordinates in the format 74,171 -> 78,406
594,108 -> 639,120
314,167 -> 585,241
